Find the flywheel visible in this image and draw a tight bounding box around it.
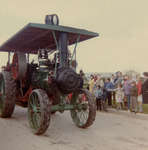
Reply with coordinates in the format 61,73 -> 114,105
11,52 -> 27,80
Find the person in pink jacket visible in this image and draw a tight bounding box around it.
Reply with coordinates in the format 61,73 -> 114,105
137,78 -> 143,113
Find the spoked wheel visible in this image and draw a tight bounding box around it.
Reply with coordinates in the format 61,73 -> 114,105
70,89 -> 96,128
0,71 -> 16,118
28,89 -> 51,135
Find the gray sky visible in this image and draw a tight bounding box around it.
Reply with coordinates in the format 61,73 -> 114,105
0,0 -> 148,73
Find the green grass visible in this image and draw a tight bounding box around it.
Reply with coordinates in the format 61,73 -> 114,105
112,100 -> 148,114
143,104 -> 148,114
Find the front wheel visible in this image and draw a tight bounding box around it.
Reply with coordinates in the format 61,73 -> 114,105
28,89 -> 51,135
70,89 -> 96,128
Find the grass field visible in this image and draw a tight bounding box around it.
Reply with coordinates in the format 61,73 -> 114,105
143,104 -> 148,114
112,101 -> 148,114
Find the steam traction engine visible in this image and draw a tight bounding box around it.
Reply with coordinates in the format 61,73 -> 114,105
0,15 -> 99,135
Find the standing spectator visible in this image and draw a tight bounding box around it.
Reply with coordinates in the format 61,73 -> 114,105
137,78 -> 143,113
105,78 -> 114,106
123,75 -> 131,112
70,60 -> 77,71
114,71 -> 123,87
111,74 -> 115,83
111,74 -> 116,105
102,88 -> 108,111
89,75 -> 95,94
115,84 -> 124,110
92,75 -> 98,93
100,78 -> 104,88
79,70 -> 89,89
96,75 -> 104,88
142,72 -> 148,104
95,74 -> 100,87
130,81 -> 138,113
94,85 -> 103,111
79,70 -> 84,89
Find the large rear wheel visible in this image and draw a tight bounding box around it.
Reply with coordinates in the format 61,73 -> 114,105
0,71 -> 16,118
70,89 -> 96,128
28,89 -> 51,135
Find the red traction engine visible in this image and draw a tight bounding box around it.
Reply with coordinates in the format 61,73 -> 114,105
0,14 -> 99,135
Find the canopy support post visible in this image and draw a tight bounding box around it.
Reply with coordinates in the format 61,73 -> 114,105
70,35 -> 80,71
71,35 -> 80,61
8,52 -> 10,65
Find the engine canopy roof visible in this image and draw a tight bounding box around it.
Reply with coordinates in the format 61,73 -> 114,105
0,23 -> 99,54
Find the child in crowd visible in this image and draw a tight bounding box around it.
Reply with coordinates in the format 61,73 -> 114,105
115,84 -> 124,110
130,81 -> 138,113
102,88 -> 108,111
94,85 -> 103,111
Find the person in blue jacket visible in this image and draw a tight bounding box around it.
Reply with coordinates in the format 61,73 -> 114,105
105,78 -> 114,106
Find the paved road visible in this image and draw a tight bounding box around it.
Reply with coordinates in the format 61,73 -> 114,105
0,106 -> 148,150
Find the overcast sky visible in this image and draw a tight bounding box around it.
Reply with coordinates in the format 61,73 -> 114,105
0,0 -> 148,73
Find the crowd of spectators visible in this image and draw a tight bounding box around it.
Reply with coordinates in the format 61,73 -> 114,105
81,70 -> 145,113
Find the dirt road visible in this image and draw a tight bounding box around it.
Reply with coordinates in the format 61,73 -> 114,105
0,106 -> 148,150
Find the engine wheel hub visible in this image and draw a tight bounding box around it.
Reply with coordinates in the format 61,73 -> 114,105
56,68 -> 82,94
